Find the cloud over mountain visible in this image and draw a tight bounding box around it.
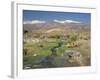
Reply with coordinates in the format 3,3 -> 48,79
23,19 -> 81,24
23,20 -> 46,24
54,20 -> 81,24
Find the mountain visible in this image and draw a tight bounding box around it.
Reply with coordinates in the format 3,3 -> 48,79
23,22 -> 90,32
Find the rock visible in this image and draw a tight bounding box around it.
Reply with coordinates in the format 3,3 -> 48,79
63,50 -> 81,58
63,50 -> 84,66
33,53 -> 37,56
23,64 -> 32,69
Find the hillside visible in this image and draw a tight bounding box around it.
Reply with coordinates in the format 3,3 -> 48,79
23,22 -> 90,32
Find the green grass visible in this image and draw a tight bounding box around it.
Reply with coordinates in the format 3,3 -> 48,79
24,40 -> 67,56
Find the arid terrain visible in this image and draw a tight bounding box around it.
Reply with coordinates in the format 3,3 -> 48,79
23,22 -> 90,69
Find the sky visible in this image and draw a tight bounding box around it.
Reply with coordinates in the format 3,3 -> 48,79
23,10 -> 91,25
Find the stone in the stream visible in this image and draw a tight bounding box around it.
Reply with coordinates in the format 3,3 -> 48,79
23,64 -> 32,69
63,50 -> 81,58
62,50 -> 83,66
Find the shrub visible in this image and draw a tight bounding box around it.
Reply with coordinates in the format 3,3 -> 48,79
70,35 -> 77,42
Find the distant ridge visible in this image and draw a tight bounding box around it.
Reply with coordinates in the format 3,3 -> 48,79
23,22 -> 90,32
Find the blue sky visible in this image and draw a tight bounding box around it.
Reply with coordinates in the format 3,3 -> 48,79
23,10 -> 91,25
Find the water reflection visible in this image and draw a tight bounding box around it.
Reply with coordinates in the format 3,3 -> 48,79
23,50 -> 83,69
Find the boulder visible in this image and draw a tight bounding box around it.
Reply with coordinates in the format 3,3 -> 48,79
63,50 -> 81,58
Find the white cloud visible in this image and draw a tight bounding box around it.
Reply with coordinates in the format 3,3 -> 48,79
54,20 -> 66,24
23,20 -> 46,24
54,19 -> 81,24
23,21 -> 32,24
23,19 -> 81,24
